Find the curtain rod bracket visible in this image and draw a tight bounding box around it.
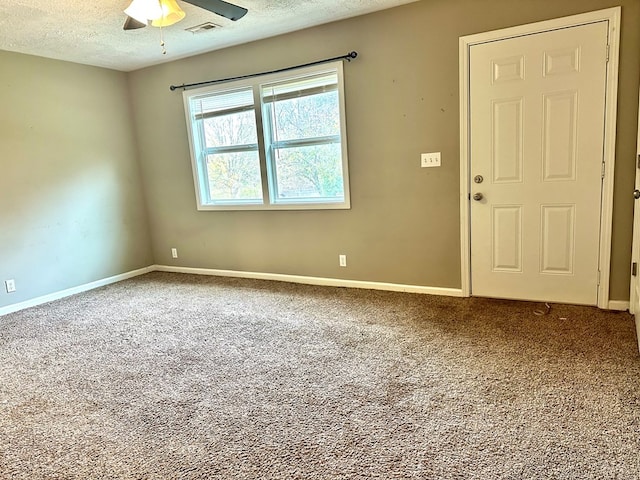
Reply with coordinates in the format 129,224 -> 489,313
170,50 -> 359,92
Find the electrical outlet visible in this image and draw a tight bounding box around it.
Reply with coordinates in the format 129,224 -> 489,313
171,248 -> 178,259
421,152 -> 441,168
339,254 -> 347,267
5,279 -> 16,293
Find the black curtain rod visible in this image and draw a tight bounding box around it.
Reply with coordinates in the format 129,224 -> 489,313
169,51 -> 358,91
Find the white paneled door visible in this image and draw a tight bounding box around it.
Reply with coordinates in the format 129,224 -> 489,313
469,22 -> 609,305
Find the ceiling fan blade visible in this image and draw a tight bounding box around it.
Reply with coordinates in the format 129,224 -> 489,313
123,16 -> 147,30
183,0 -> 248,21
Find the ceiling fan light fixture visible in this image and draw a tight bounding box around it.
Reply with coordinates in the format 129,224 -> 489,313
124,0 -> 163,25
123,0 -> 247,34
151,0 -> 187,27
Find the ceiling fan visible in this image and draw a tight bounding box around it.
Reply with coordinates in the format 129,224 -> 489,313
123,0 -> 248,30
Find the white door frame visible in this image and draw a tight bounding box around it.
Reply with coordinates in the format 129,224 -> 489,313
629,87 -> 640,351
459,7 -> 621,309
630,90 -> 640,314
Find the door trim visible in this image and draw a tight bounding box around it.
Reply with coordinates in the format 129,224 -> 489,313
459,7 -> 621,308
628,88 -> 640,316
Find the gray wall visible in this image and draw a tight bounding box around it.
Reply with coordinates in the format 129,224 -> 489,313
129,0 -> 640,300
1,0 -> 638,309
0,51 -> 153,308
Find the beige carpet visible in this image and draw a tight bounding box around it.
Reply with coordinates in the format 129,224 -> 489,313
1,272 -> 639,479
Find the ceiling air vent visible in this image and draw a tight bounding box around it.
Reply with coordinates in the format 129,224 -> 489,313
185,22 -> 222,34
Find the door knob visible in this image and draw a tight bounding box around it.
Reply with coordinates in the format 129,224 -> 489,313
634,189 -> 640,199
473,192 -> 484,201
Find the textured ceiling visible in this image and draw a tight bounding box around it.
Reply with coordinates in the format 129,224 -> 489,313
0,0 -> 419,71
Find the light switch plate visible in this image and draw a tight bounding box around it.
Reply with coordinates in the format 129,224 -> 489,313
421,152 -> 441,168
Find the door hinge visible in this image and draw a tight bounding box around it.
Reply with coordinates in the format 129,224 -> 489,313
597,270 -> 601,286
606,44 -> 610,63
601,162 -> 606,178
633,262 -> 638,277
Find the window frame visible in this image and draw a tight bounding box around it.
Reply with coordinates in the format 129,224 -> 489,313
182,61 -> 351,211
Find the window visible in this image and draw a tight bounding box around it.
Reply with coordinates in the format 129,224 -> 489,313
183,62 -> 350,210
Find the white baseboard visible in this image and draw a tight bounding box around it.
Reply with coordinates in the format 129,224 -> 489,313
608,300 -> 630,312
5,263 -> 625,316
0,264 -> 464,318
0,266 -> 155,317
154,265 -> 465,297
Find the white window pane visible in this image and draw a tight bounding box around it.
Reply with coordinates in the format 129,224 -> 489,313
273,144 -> 344,201
183,62 -> 349,210
206,151 -> 262,202
268,91 -> 340,142
204,110 -> 257,148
